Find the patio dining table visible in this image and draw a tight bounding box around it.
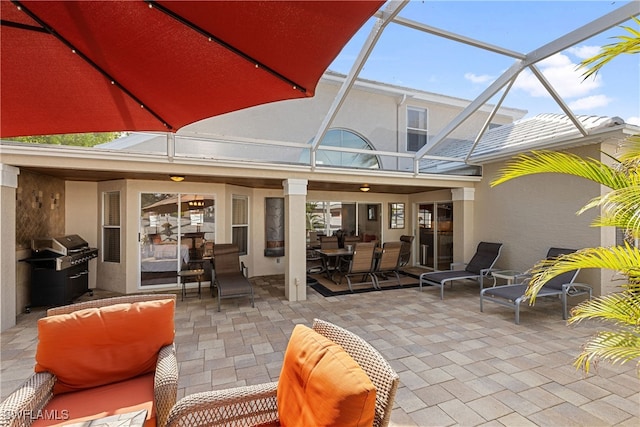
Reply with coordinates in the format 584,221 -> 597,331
315,248 -> 354,283
316,247 -> 383,283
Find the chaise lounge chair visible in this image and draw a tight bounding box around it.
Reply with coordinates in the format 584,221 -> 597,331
480,247 -> 592,324
213,244 -> 255,311
419,241 -> 503,299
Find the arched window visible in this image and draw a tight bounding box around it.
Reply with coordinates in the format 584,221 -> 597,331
300,129 -> 380,169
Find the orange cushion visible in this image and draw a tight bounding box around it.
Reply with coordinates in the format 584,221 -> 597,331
31,373 -> 156,426
35,299 -> 175,394
276,325 -> 376,427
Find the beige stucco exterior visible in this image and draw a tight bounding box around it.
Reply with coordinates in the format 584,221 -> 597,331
473,144 -> 617,297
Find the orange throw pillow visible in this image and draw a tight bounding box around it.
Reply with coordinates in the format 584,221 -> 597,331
35,299 -> 175,394
277,325 -> 376,427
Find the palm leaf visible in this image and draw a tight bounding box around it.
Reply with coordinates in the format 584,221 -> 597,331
578,186 -> 640,234
572,330 -> 640,374
491,150 -> 632,189
525,245 -> 640,301
579,18 -> 640,80
569,291 -> 640,326
617,134 -> 640,165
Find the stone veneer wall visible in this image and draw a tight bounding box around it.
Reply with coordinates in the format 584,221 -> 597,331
16,170 -> 65,249
15,170 -> 65,313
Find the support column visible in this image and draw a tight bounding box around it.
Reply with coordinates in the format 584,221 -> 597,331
0,164 -> 19,331
451,187 -> 475,264
283,179 -> 307,302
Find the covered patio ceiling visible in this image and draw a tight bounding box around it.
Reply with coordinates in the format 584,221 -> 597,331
16,162 -> 445,195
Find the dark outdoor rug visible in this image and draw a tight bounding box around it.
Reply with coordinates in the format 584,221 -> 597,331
308,272 -> 420,296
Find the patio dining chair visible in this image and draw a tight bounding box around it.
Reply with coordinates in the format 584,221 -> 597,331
398,235 -> 414,267
320,235 -> 339,249
373,241 -> 403,287
335,241 -> 378,292
419,241 -> 503,299
480,247 -> 592,324
165,318 -> 399,427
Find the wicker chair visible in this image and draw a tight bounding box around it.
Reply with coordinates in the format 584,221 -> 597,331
0,294 -> 178,427
166,318 -> 399,427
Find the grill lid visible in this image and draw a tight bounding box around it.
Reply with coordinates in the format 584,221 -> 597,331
32,234 -> 89,256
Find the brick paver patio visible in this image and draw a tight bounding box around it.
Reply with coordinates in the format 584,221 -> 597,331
2,275 -> 638,426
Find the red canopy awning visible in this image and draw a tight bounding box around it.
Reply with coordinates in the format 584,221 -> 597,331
0,0 -> 384,137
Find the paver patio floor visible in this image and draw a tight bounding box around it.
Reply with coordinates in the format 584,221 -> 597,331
2,275 -> 639,426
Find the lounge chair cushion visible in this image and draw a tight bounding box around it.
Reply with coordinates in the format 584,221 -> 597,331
31,373 -> 156,427
35,299 -> 175,394
277,325 -> 376,427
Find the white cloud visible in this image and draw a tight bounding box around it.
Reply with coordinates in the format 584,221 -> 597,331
464,72 -> 493,84
626,116 -> 640,126
513,52 -> 602,98
567,45 -> 601,60
568,95 -> 612,111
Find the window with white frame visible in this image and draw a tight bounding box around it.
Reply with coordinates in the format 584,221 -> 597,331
102,191 -> 121,263
232,195 -> 248,255
407,107 -> 428,152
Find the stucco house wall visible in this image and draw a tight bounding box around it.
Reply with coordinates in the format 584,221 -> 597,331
174,75 -> 522,168
474,144 -> 614,297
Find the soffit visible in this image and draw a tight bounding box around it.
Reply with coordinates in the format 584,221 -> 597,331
19,166 -> 442,194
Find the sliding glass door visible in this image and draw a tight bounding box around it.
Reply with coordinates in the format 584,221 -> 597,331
417,202 -> 453,271
140,193 -> 215,287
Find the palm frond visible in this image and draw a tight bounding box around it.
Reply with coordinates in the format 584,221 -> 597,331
579,18 -> 640,80
525,245 -> 640,301
491,150 -> 631,189
578,186 -> 640,235
615,134 -> 640,173
569,291 -> 640,326
572,330 -> 640,375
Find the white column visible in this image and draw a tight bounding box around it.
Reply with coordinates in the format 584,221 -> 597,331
0,164 -> 19,331
283,179 -> 307,301
451,187 -> 475,264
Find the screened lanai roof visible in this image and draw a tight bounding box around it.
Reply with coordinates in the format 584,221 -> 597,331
314,0 -> 639,171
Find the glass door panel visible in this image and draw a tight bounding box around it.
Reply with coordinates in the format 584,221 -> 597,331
140,193 -> 215,287
418,204 -> 435,268
436,203 -> 453,271
179,194 -> 215,265
417,202 -> 453,270
140,193 -> 180,286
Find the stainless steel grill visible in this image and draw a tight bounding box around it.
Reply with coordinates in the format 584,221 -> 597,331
22,234 -> 98,310
31,234 -> 98,271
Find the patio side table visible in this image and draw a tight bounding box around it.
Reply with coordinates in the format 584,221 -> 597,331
491,270 -> 522,286
178,269 -> 204,301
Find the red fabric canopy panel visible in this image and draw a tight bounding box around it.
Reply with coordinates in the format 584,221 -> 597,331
0,0 -> 384,137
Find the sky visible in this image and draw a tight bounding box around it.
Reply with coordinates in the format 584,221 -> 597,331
329,0 -> 640,126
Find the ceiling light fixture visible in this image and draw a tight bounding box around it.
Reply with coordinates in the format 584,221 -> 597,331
360,184 -> 370,192
169,175 -> 185,182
